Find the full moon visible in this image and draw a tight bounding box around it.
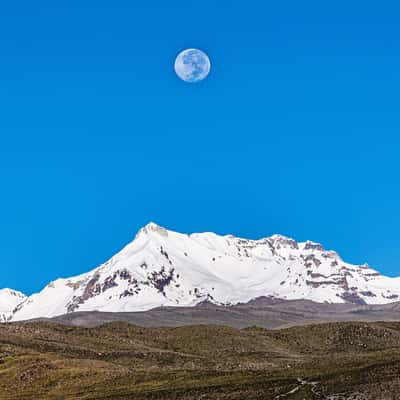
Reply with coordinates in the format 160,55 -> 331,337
174,49 -> 211,83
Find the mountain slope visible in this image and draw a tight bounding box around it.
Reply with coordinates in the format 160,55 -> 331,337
0,289 -> 26,322
10,222 -> 400,321
34,298 -> 400,330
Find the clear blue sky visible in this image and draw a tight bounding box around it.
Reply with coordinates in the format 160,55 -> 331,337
1,1 -> 400,294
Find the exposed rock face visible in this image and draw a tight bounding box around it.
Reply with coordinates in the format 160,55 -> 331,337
6,222 -> 400,322
148,267 -> 175,295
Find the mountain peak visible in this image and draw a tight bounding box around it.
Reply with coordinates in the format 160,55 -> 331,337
268,234 -> 299,249
0,288 -> 26,323
0,288 -> 26,298
144,221 -> 161,229
302,240 -> 325,251
135,222 -> 169,239
269,234 -> 292,240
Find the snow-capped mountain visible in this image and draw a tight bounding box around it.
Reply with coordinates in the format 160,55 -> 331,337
0,289 -> 27,322
7,222 -> 400,321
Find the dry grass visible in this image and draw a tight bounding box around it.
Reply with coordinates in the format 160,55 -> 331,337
1,321 -> 400,399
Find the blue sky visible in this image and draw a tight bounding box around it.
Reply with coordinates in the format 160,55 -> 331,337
1,1 -> 400,294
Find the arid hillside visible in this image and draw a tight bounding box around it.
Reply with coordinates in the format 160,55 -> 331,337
1,321 -> 400,399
